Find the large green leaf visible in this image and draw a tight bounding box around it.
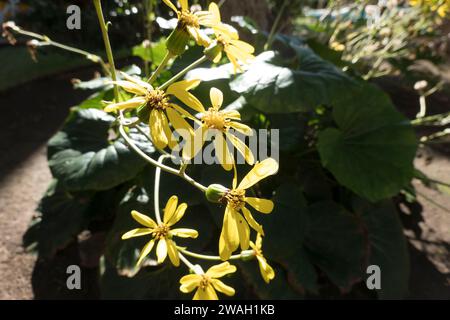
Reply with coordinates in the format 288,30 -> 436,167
317,84 -> 417,202
243,183 -> 317,296
23,179 -> 94,257
230,47 -> 354,113
48,108 -> 154,191
303,201 -> 366,290
353,199 -> 410,299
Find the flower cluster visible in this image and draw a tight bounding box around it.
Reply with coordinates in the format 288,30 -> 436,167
112,0 -> 277,300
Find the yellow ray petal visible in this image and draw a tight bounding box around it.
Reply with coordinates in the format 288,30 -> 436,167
236,211 -> 250,250
162,0 -> 178,13
163,195 -> 178,224
156,239 -> 168,264
226,132 -> 255,165
257,255 -> 275,283
166,107 -> 194,140
210,87 -> 223,110
255,232 -> 263,248
166,239 -> 180,266
179,0 -> 188,11
238,158 -> 279,190
227,43 -> 255,63
170,228 -> 198,238
222,110 -> 241,120
211,279 -> 235,296
196,11 -> 216,26
131,210 -> 157,228
121,228 -> 153,239
167,80 -> 205,112
167,203 -> 188,226
206,261 -> 237,278
193,285 -> 218,300
110,80 -> 148,95
219,227 -> 232,261
214,132 -> 233,171
228,121 -> 253,136
170,103 -> 199,122
182,125 -> 207,160
150,109 -> 169,149
223,207 -> 239,252
230,39 -> 255,54
242,206 -> 264,236
161,112 -> 178,150
119,71 -> 153,91
180,274 -> 201,293
104,96 -> 146,112
245,197 -> 274,214
226,51 -> 242,74
208,2 -> 221,22
136,239 -> 155,266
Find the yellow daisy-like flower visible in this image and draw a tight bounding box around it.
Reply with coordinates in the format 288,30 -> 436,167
182,87 -> 254,171
219,158 -> 279,260
163,0 -> 217,47
179,262 -> 236,300
122,195 -> 198,267
209,19 -> 255,73
250,233 -> 275,283
104,72 -> 203,150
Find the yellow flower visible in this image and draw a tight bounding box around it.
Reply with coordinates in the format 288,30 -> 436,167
104,72 -> 203,150
163,0 -> 217,47
122,195 -> 198,267
219,158 -> 279,260
250,233 -> 275,283
179,262 -> 236,300
182,87 -> 254,171
209,3 -> 255,73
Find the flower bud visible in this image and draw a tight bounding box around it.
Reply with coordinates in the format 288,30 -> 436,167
204,41 -> 224,63
240,250 -> 256,261
166,27 -> 190,56
205,184 -> 228,203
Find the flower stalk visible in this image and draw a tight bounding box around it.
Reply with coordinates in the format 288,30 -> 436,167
93,0 -> 120,102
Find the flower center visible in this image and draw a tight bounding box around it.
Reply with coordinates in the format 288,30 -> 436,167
199,275 -> 211,290
225,189 -> 246,210
202,108 -> 227,131
146,90 -> 169,110
178,10 -> 199,29
153,224 -> 170,240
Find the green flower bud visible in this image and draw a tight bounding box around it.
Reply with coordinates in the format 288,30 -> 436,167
240,250 -> 256,261
166,27 -> 190,56
205,184 -> 229,203
204,41 -> 224,63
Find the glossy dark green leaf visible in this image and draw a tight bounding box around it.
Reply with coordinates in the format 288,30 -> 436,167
23,179 -> 94,257
48,108 -> 154,191
230,47 -> 354,113
317,84 -> 417,202
353,199 -> 410,299
303,201 -> 365,289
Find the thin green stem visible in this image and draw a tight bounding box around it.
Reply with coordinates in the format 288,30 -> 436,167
178,252 -> 203,274
154,155 -> 171,224
7,25 -> 109,74
159,55 -> 208,90
118,123 -> 207,192
264,0 -> 289,50
178,247 -> 255,261
148,51 -> 173,84
93,0 -> 120,102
